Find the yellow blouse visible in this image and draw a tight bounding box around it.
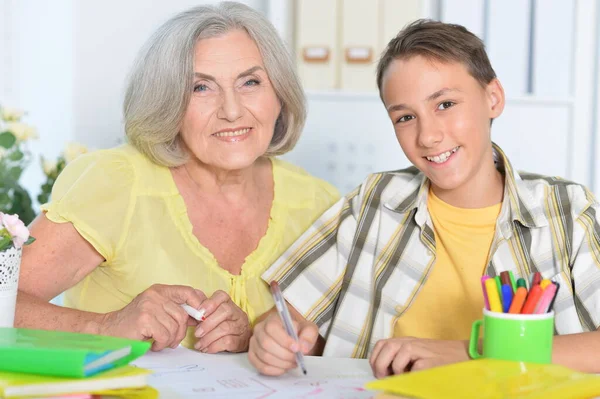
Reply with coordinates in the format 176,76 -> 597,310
41,144 -> 340,345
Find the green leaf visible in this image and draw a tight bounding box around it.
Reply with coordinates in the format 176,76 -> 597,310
0,132 -> 16,149
37,193 -> 50,205
0,235 -> 12,251
8,149 -> 23,161
7,166 -> 22,181
7,184 -> 35,226
24,236 -> 35,245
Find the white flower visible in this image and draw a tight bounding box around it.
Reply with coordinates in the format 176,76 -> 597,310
42,158 -> 58,176
64,142 -> 88,163
0,213 -> 29,249
5,122 -> 39,142
0,148 -> 6,160
0,107 -> 24,122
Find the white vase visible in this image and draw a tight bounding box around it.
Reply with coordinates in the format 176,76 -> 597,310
0,246 -> 22,328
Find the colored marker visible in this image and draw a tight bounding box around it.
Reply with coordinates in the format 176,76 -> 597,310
485,278 -> 503,313
535,283 -> 557,314
540,279 -> 552,290
509,287 -> 528,314
495,276 -> 502,306
532,272 -> 542,287
180,304 -> 206,321
547,281 -> 561,312
521,285 -> 544,314
501,284 -> 513,313
508,271 -> 517,293
516,278 -> 528,290
500,271 -> 511,288
481,276 -> 491,310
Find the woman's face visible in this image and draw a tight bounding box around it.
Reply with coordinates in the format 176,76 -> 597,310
180,29 -> 281,171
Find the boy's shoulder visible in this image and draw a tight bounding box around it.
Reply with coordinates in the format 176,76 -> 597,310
515,169 -> 598,218
353,166 -> 425,208
516,170 -> 594,196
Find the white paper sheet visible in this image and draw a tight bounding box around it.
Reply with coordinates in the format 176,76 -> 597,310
133,346 -> 376,399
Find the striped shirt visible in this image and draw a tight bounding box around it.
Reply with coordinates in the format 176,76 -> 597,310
262,143 -> 600,358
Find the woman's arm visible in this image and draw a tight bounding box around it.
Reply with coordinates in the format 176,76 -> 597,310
15,214 -> 207,351
16,214 -> 106,332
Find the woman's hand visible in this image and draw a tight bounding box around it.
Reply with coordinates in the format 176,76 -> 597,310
248,311 -> 319,376
100,284 -> 206,351
369,337 -> 470,378
193,290 -> 251,353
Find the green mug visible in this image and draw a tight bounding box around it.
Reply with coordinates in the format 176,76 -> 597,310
469,308 -> 554,364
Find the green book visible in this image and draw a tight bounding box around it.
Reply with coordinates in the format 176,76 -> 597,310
0,328 -> 151,378
0,365 -> 150,398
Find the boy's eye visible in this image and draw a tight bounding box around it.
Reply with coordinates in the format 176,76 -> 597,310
396,115 -> 415,124
438,101 -> 455,110
193,84 -> 209,92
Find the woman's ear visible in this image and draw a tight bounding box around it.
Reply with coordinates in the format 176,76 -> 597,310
486,78 -> 505,119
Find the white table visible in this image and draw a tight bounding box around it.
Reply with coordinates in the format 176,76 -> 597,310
133,347 -> 378,399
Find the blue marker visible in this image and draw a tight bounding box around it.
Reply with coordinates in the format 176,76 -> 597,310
501,284 -> 513,313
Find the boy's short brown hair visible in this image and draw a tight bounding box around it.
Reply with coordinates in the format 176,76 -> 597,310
377,19 -> 497,91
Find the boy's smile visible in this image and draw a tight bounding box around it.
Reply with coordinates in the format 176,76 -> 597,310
424,145 -> 460,165
380,55 -> 505,208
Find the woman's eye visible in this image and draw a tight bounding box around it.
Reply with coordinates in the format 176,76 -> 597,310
438,101 -> 455,110
193,84 -> 208,92
244,79 -> 260,87
396,115 -> 415,124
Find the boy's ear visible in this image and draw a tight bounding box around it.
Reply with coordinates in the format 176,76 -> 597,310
486,78 -> 505,118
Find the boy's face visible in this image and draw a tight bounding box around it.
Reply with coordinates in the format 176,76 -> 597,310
380,55 -> 505,193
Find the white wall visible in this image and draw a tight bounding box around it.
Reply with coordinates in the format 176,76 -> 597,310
2,0 -> 599,200
4,0 -> 74,206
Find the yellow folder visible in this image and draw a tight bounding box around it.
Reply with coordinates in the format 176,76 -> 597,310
0,365 -> 151,398
366,359 -> 600,399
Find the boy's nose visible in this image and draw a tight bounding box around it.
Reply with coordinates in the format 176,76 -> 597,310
417,122 -> 443,148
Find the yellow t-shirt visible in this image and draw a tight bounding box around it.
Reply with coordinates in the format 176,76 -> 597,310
41,145 -> 340,346
393,189 -> 501,340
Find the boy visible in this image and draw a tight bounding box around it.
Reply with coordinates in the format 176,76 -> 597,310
248,20 -> 600,377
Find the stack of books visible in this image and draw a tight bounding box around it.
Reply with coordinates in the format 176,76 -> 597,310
0,328 -> 156,398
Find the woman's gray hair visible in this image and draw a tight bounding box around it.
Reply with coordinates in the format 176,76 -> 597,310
123,2 -> 306,166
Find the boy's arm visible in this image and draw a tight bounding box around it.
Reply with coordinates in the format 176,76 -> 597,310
552,197 -> 600,373
553,330 -> 600,372
550,196 -> 600,373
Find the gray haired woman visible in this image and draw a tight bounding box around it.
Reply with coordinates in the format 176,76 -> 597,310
15,2 -> 339,353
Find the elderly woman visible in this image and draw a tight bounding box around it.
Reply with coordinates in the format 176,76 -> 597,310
15,2 -> 338,353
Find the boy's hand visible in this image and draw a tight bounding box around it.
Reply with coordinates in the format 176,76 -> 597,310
369,337 -> 470,378
248,312 -> 318,376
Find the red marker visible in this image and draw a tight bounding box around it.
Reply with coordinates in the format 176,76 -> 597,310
521,285 -> 543,314
532,272 -> 542,287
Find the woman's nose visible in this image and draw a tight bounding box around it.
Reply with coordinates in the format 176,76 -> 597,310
217,90 -> 243,122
